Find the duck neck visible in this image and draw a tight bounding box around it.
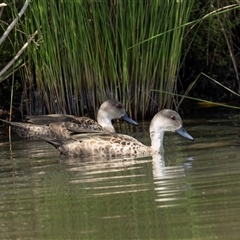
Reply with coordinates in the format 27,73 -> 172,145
150,130 -> 165,154
97,113 -> 115,133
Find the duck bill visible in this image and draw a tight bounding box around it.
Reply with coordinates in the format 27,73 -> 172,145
121,113 -> 138,126
176,127 -> 194,141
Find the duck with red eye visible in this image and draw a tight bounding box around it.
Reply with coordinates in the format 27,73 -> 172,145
43,109 -> 194,157
149,109 -> 193,154
169,113 -> 192,140
0,99 -> 138,140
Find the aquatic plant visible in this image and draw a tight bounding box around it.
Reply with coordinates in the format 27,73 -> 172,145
18,0 -> 194,118
1,1 -> 240,119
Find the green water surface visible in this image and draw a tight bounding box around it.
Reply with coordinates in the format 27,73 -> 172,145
0,114 -> 240,239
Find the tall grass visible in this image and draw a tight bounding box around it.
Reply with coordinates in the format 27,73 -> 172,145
18,0 -> 194,119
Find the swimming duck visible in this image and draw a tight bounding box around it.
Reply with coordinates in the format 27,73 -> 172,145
43,109 -> 194,157
0,99 -> 138,140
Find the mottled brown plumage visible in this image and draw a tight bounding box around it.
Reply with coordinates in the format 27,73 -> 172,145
44,109 -> 194,158
1,99 -> 138,140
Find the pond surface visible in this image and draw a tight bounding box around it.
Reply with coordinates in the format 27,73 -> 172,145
0,113 -> 240,239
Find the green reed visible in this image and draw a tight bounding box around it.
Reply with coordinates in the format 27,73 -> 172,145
19,0 -> 194,118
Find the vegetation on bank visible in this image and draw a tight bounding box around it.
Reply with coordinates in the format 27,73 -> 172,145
1,1 -> 240,120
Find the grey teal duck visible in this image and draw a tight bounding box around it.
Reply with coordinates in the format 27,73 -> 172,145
42,109 -> 194,158
0,99 -> 138,140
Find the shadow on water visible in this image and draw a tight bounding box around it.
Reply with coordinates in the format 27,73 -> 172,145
0,111 -> 240,239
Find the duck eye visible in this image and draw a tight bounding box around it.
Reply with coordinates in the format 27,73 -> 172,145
171,115 -> 176,120
115,103 -> 123,109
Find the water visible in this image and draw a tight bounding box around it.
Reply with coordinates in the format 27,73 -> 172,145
0,113 -> 240,239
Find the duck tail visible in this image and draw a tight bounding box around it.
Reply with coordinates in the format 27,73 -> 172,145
0,119 -> 33,130
0,119 -> 21,127
42,137 -> 63,149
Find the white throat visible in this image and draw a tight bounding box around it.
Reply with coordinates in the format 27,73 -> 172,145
97,112 -> 115,132
150,130 -> 165,154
